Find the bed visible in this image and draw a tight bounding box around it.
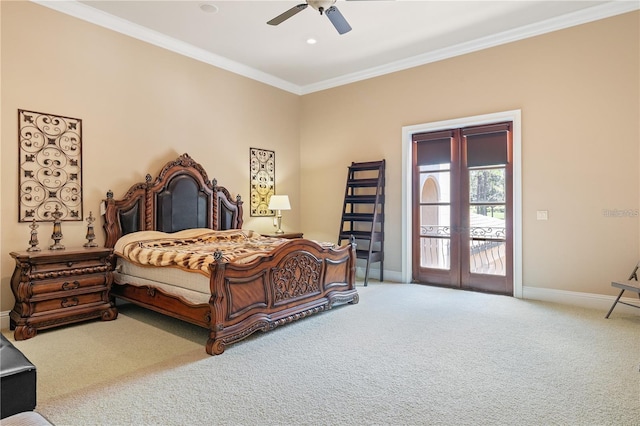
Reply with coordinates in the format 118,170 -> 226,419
102,153 -> 358,355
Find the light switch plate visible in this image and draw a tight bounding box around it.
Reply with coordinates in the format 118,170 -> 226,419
536,210 -> 548,220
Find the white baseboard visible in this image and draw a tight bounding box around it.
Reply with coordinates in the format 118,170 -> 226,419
522,285 -> 639,315
359,266 -> 638,316
2,282 -> 636,332
354,266 -> 403,284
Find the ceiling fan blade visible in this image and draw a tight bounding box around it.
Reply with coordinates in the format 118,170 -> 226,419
325,6 -> 352,35
267,3 -> 308,26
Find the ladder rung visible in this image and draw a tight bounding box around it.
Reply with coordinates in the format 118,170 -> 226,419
339,232 -> 383,242
345,195 -> 383,204
349,161 -> 385,171
347,178 -> 380,187
341,213 -> 384,222
355,250 -> 384,262
340,232 -> 383,237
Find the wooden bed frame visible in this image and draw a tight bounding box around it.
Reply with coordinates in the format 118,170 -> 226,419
102,153 -> 358,355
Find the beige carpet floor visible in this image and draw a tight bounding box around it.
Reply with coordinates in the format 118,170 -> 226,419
3,283 -> 639,425
2,307 -> 209,403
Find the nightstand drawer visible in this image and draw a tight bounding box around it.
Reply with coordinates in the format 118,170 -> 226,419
28,259 -> 110,277
30,274 -> 107,296
31,291 -> 107,314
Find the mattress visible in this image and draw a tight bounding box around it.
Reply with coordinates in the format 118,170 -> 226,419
114,259 -> 210,305
112,228 -> 288,305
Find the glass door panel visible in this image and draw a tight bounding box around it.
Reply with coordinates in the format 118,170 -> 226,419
419,169 -> 451,202
469,168 -> 505,203
468,167 -> 506,276
420,205 -> 451,269
469,206 -> 506,275
418,164 -> 451,271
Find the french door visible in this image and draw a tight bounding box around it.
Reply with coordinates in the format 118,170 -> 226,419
411,123 -> 513,295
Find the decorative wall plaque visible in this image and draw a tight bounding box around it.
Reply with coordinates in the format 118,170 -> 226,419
249,148 -> 275,217
18,109 -> 82,222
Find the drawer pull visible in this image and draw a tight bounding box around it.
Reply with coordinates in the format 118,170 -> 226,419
66,261 -> 74,267
62,280 -> 80,290
61,297 -> 79,308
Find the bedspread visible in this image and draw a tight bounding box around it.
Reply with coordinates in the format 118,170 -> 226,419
114,229 -> 288,275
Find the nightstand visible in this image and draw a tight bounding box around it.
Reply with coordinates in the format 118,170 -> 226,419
9,247 -> 118,340
263,232 -> 303,239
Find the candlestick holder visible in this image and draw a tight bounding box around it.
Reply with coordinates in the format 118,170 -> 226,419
27,218 -> 41,252
84,211 -> 98,248
49,205 -> 65,250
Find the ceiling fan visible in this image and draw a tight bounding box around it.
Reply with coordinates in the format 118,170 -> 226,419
267,0 -> 352,35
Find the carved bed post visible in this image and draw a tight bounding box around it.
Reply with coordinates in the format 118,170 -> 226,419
207,250 -> 227,355
144,173 -> 153,230
103,190 -> 117,249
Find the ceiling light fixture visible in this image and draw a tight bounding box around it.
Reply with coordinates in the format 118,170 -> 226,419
199,3 -> 218,14
306,38 -> 317,45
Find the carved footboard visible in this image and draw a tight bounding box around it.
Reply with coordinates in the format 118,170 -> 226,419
206,240 -> 358,355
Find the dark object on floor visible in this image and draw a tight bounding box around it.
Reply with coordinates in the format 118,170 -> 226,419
0,334 -> 36,419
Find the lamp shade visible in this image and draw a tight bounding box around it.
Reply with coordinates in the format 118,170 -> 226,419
268,195 -> 290,211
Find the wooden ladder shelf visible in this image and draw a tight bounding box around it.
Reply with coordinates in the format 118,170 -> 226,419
338,160 -> 385,286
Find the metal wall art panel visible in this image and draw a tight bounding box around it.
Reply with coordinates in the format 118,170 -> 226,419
18,109 -> 83,222
249,147 -> 275,217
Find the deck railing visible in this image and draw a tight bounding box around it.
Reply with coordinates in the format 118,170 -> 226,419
420,225 -> 506,275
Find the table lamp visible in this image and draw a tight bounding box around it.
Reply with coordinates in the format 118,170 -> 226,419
268,195 -> 290,234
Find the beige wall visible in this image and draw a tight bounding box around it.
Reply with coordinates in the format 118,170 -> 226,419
0,2 -> 300,312
299,11 -> 639,296
1,3 -> 638,314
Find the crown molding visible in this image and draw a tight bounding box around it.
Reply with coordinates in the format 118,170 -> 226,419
301,1 -> 640,94
32,1 -> 639,96
31,0 -> 303,95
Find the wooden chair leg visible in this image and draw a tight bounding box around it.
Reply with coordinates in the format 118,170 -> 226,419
605,289 -> 626,319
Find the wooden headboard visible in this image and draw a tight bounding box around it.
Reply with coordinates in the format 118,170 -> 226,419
103,153 -> 243,248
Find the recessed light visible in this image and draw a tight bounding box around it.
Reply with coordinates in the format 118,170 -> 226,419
199,3 -> 218,13
306,38 -> 317,45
